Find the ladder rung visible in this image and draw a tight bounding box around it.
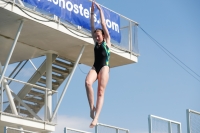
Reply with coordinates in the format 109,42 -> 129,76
23,97 -> 44,104
54,60 -> 73,69
38,78 -> 59,86
28,90 -> 44,97
23,103 -> 41,110
52,74 -> 64,81
52,66 -> 69,75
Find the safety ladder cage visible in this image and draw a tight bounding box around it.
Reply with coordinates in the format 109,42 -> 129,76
95,123 -> 129,133
64,127 -> 92,133
148,115 -> 182,133
187,109 -> 200,133
4,126 -> 39,133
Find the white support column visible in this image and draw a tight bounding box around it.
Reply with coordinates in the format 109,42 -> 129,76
50,45 -> 85,122
0,20 -> 24,85
45,53 -> 52,121
3,79 -> 18,115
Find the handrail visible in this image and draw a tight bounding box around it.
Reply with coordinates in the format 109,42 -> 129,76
97,123 -> 129,131
64,127 -> 92,133
4,77 -> 57,93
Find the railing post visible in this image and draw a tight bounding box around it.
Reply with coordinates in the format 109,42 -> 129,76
148,115 -> 152,133
186,109 -> 191,133
95,124 -> 98,133
129,21 -> 132,59
4,126 -> 7,133
179,123 -> 182,133
64,127 -> 67,133
116,128 -> 119,133
134,24 -> 138,54
168,122 -> 172,133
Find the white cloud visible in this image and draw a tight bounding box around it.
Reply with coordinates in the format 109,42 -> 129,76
54,115 -> 94,133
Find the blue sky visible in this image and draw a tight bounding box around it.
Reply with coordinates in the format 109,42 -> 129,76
3,0 -> 200,133
52,0 -> 200,133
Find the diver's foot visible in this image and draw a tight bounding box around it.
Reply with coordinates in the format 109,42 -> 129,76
89,118 -> 98,128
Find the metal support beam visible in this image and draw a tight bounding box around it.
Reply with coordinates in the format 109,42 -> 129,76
13,55 -> 57,100
29,59 -> 37,71
45,53 -> 52,121
0,20 -> 24,85
3,79 -> 18,115
11,91 -> 42,120
50,45 -> 86,122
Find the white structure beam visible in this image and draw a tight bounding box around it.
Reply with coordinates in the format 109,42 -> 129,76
45,53 -> 52,121
0,20 -> 24,85
3,79 -> 18,115
50,45 -> 85,122
11,91 -> 42,120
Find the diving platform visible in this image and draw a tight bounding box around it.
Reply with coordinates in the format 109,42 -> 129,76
0,0 -> 139,132
0,0 -> 138,67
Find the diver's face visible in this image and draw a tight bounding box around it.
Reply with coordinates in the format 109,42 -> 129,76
95,30 -> 104,43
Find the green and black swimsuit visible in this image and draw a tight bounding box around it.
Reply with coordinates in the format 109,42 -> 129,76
93,41 -> 110,74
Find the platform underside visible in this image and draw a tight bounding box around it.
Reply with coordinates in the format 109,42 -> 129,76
0,3 -> 137,68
